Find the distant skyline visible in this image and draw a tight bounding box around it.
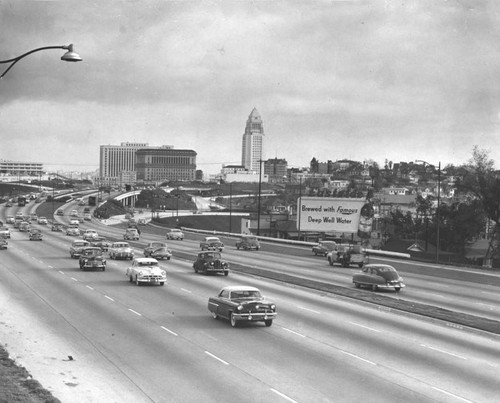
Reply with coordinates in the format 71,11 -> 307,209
1,1 -> 499,174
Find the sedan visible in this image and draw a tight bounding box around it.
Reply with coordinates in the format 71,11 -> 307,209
126,258 -> 166,286
208,286 -> 277,327
312,241 -> 337,256
352,264 -> 405,292
149,247 -> 172,261
166,229 -> 184,240
66,227 -> 80,236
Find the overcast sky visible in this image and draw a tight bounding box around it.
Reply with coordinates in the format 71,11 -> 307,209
1,1 -> 499,174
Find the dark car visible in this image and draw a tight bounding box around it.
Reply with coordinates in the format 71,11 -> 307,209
312,241 -> 337,256
90,238 -> 111,252
29,229 -> 43,241
51,222 -> 63,232
235,235 -> 260,251
352,264 -> 405,292
0,238 -> 7,250
208,286 -> 277,327
193,251 -> 229,276
149,247 -> 172,260
79,247 -> 106,271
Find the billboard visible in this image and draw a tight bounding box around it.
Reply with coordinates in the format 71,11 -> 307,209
297,197 -> 366,233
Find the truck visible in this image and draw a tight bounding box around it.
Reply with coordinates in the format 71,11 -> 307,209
88,196 -> 97,206
17,197 -> 26,206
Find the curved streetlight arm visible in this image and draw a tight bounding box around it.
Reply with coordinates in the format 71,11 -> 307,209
0,44 -> 81,79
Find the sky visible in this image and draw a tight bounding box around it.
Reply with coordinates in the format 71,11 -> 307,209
1,0 -> 500,175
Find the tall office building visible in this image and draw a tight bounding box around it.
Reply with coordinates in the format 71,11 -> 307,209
99,142 -> 149,185
241,108 -> 265,173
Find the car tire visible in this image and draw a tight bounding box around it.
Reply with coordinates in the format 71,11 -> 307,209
135,276 -> 140,286
102,267 -> 105,271
194,266 -> 198,273
230,313 -> 238,328
236,245 -> 240,250
328,258 -> 333,266
264,319 -> 273,327
395,287 -> 401,292
224,271 -> 229,276
129,275 -> 133,283
358,263 -> 363,268
160,282 -> 164,286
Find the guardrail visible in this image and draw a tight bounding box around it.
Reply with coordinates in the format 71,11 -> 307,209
180,227 -> 411,259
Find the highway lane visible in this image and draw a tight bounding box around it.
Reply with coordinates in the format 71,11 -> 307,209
1,219 -> 500,402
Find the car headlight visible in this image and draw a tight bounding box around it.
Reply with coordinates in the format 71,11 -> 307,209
138,271 -> 143,276
161,271 -> 166,276
237,305 -> 243,311
270,304 -> 276,310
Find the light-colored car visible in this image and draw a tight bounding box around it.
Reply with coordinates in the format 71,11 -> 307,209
126,257 -> 166,286
82,229 -> 99,241
200,236 -> 224,251
69,240 -> 90,258
166,228 -> 184,240
37,216 -> 48,225
29,213 -> 38,222
70,209 -> 78,217
66,227 -> 80,236
6,216 -> 15,224
109,242 -> 134,260
56,209 -> 64,216
235,235 -> 260,250
124,228 -> 140,241
0,227 -> 11,238
83,212 -> 92,221
69,219 -> 80,226
19,221 -> 31,232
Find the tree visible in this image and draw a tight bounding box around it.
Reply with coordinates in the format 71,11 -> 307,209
458,146 -> 500,263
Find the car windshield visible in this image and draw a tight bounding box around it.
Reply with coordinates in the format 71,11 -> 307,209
83,249 -> 102,257
203,252 -> 221,260
114,243 -> 129,248
206,238 -> 220,243
139,261 -> 158,267
230,290 -> 262,299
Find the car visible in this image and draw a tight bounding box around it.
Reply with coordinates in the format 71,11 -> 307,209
56,209 -> 64,216
6,215 -> 15,224
29,229 -> 43,241
0,227 -> 11,238
70,209 -> 78,217
83,213 -> 92,221
200,236 -> 224,251
77,215 -> 85,223
5,202 -> 13,207
124,228 -> 140,241
69,240 -> 90,258
166,228 -> 184,240
37,216 -> 48,225
143,242 -> 169,257
69,219 -> 80,226
51,223 -> 63,231
352,264 -> 405,292
193,251 -> 229,276
0,238 -> 7,249
82,229 -> 99,241
126,257 -> 166,286
312,241 -> 337,256
327,244 -> 366,268
19,221 -> 31,232
90,238 -> 111,252
207,286 -> 277,327
15,212 -> 23,218
235,235 -> 260,250
149,247 -> 172,260
79,247 -> 106,271
137,218 -> 147,225
29,213 -> 38,222
109,241 -> 134,260
66,227 -> 80,236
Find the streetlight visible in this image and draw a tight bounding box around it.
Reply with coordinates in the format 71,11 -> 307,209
0,44 -> 82,79
416,160 -> 441,263
257,159 -> 263,236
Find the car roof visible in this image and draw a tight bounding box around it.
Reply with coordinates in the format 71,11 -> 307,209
364,264 -> 396,270
219,285 -> 260,293
134,257 -> 158,264
205,236 -> 220,240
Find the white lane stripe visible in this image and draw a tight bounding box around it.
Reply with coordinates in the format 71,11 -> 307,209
341,350 -> 376,365
71,277 -> 78,282
86,285 -> 94,290
281,327 -> 306,338
421,344 -> 466,360
160,326 -> 178,336
58,271 -> 65,275
181,288 -> 192,293
128,309 -> 142,316
104,295 -> 114,302
349,321 -> 381,333
297,305 -> 321,314
205,351 -> 229,365
431,387 -> 474,402
270,388 -> 298,403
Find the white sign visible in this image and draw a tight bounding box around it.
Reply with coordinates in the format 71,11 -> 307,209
297,197 -> 366,233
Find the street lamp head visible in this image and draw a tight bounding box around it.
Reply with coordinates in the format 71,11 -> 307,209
61,44 -> 82,62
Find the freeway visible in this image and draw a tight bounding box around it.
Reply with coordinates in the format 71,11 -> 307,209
1,202 -> 500,402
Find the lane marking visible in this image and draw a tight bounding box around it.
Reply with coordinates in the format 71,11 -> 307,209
297,305 -> 321,314
204,351 -> 229,365
341,350 -> 376,365
281,327 -> 306,338
58,271 -> 65,275
420,344 -> 466,360
431,387 -> 474,402
71,277 -> 78,282
128,309 -> 142,316
181,288 -> 192,294
160,326 -> 178,336
349,321 -> 381,333
474,302 -> 497,310
104,295 -> 114,302
270,388 -> 298,403
86,285 -> 94,290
